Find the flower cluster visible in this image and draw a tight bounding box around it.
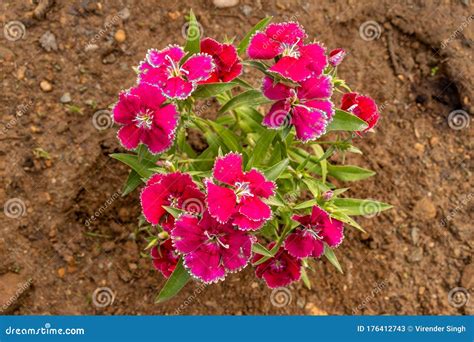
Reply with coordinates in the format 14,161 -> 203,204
111,15 -> 388,299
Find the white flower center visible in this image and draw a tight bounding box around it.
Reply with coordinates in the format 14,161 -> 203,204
134,109 -> 154,129
234,182 -> 253,203
281,39 -> 301,58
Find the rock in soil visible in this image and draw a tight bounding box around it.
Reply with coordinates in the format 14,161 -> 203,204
213,0 -> 239,8
413,197 -> 437,220
39,31 -> 58,52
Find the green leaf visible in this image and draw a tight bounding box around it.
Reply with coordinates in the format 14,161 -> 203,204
332,198 -> 392,216
301,267 -> 312,290
293,198 -> 319,210
326,109 -> 368,132
324,246 -> 343,274
207,120 -> 241,152
218,90 -> 270,114
263,158 -> 289,180
330,211 -> 365,233
156,258 -> 190,303
183,10 -> 201,54
237,17 -> 272,55
163,206 -> 183,219
110,153 -> 156,178
192,82 -> 239,98
121,170 -> 143,196
252,243 -> 274,257
247,130 -> 276,168
327,164 -> 375,181
311,144 -> 328,182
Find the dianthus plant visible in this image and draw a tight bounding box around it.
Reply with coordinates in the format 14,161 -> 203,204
110,12 -> 391,302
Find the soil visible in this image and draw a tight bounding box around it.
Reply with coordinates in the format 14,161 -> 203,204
0,0 -> 472,315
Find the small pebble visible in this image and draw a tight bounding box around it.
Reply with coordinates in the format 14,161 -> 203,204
57,268 -> 66,278
60,92 -> 71,103
114,29 -> 126,43
39,31 -> 58,52
414,143 -> 425,154
413,197 -> 437,220
241,4 -> 253,16
167,11 -> 180,20
213,0 -> 239,8
40,80 -> 53,92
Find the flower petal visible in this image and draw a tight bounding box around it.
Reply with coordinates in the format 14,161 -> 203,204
239,196 -> 271,221
291,105 -> 328,142
269,56 -> 312,82
117,124 -> 141,150
130,83 -> 166,110
141,126 -> 175,154
262,100 -> 291,129
140,182 -> 167,225
212,153 -> 244,185
262,76 -> 291,100
153,103 -> 179,135
181,54 -> 215,82
147,45 -> 185,67
161,76 -> 195,100
184,244 -> 226,283
297,75 -> 333,100
172,214 -> 205,254
322,217 -> 344,247
244,169 -> 275,198
299,43 -> 327,76
265,22 -> 306,45
221,228 -> 252,271
284,229 -> 316,258
304,99 -> 335,120
113,92 -> 140,125
232,214 -> 265,231
247,32 -> 281,59
206,181 -> 237,223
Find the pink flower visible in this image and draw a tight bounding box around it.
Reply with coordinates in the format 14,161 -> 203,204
172,211 -> 254,283
113,83 -> 179,154
141,172 -> 205,231
199,38 -> 242,83
253,242 -> 301,288
262,75 -> 334,141
284,206 -> 344,259
205,153 -> 275,231
247,22 -> 327,82
151,239 -> 179,278
138,45 -> 215,100
328,48 -> 346,67
341,92 -> 380,134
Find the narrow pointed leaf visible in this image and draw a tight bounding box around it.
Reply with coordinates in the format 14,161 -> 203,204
324,246 -> 343,274
193,82 -> 239,98
332,198 -> 393,216
156,258 -> 190,303
218,90 -> 270,114
122,170 -> 143,196
326,109 -> 368,132
237,17 -> 272,55
263,158 -> 289,180
184,10 -> 201,54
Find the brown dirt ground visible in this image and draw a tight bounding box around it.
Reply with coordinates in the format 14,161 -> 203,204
0,0 -> 473,315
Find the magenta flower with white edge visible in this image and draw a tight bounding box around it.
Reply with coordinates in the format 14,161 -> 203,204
172,211 -> 254,283
262,74 -> 334,141
113,82 -> 179,154
150,239 -> 179,278
206,153 -> 275,231
247,22 -> 327,82
284,205 -> 344,259
140,172 -> 205,231
138,45 -> 215,100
